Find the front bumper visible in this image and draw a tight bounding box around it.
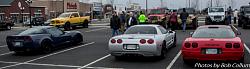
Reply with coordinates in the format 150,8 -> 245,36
182,50 -> 244,61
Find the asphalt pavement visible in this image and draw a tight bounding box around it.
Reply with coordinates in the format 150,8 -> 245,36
0,23 -> 249,69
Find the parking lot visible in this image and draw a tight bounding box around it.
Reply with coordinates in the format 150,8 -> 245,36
0,23 -> 250,69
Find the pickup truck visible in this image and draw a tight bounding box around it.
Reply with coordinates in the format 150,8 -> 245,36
238,5 -> 250,29
205,7 -> 226,25
50,12 -> 90,30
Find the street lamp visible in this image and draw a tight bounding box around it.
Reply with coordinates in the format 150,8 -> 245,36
20,7 -> 25,25
25,0 -> 32,28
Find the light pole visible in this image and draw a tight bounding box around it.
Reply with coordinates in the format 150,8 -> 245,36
20,7 -> 25,25
25,0 -> 32,28
146,0 -> 148,14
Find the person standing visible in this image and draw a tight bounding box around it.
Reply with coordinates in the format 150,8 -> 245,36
138,11 -> 147,24
233,9 -> 239,24
110,11 -> 121,36
119,11 -> 126,33
227,6 -> 233,25
180,8 -> 189,32
126,12 -> 137,29
169,10 -> 178,31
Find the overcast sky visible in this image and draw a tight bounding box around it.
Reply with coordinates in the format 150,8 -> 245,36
81,0 -> 250,10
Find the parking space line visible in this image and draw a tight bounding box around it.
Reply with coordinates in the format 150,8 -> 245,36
0,42 -> 95,69
86,66 -> 124,69
244,44 -> 250,54
85,28 -> 108,33
77,54 -> 111,69
0,52 -> 14,56
166,51 -> 181,69
0,45 -> 7,48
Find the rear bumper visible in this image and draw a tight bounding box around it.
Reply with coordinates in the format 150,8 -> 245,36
182,51 -> 244,61
7,42 -> 40,52
109,44 -> 161,57
111,51 -> 158,57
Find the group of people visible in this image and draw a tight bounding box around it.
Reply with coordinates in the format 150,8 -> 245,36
110,11 -> 141,36
110,8 -> 191,36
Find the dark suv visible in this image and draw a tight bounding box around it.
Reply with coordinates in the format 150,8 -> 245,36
238,6 -> 250,29
0,18 -> 14,30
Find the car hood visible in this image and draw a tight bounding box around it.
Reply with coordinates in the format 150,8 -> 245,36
208,12 -> 225,16
112,34 -> 156,39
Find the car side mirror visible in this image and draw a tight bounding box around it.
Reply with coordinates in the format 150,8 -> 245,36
190,32 -> 194,37
168,30 -> 173,33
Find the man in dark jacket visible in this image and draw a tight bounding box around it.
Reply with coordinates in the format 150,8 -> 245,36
126,12 -> 137,29
110,11 -> 121,36
180,8 -> 189,32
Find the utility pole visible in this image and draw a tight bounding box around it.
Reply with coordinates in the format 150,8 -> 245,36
146,0 -> 148,14
189,0 -> 191,8
211,0 -> 212,7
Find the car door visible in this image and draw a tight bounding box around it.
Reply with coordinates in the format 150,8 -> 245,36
158,26 -> 173,48
46,27 -> 70,46
69,13 -> 80,24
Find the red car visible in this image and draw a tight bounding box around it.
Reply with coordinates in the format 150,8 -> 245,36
181,25 -> 244,63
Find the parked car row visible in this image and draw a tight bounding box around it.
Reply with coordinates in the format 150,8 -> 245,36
0,18 -> 15,30
108,25 -> 244,64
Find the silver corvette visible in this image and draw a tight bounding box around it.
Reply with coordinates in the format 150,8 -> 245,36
108,25 -> 176,58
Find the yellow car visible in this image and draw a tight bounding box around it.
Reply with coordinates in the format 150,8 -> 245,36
50,12 -> 90,30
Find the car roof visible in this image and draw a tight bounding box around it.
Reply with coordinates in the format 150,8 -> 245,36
197,25 -> 231,29
30,26 -> 54,30
133,24 -> 160,27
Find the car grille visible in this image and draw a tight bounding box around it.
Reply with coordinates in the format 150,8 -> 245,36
214,16 -> 222,19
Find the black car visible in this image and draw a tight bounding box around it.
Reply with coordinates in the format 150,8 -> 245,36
33,17 -> 45,26
0,18 -> 15,30
6,26 -> 83,53
238,6 -> 250,29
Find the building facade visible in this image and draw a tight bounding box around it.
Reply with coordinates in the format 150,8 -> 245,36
31,0 -> 92,19
0,0 -> 45,23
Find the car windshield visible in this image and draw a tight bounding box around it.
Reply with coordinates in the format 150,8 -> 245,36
58,13 -> 71,18
192,28 -> 235,38
209,8 -> 224,12
19,28 -> 44,35
244,7 -> 250,13
124,26 -> 157,34
150,9 -> 163,14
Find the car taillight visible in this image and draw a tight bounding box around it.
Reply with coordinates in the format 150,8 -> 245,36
140,39 -> 146,44
147,39 -> 154,44
233,43 -> 240,48
184,42 -> 191,48
111,39 -> 116,43
24,36 -> 32,41
117,39 -> 122,44
225,43 -> 232,48
192,43 -> 198,48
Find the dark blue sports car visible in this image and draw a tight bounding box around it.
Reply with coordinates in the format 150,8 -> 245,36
6,26 -> 83,53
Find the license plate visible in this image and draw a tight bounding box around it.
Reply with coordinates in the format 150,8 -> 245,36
205,49 -> 218,54
126,45 -> 137,50
14,42 -> 22,47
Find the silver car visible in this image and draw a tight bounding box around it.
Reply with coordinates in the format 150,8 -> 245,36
108,25 -> 176,58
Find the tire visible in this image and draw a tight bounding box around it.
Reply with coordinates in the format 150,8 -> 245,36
83,20 -> 89,28
158,41 -> 167,59
64,22 -> 71,31
172,35 -> 177,47
73,34 -> 83,44
242,23 -> 247,29
41,40 -> 53,54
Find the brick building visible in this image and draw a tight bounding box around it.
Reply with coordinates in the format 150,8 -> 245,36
0,0 -> 45,23
31,0 -> 92,19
